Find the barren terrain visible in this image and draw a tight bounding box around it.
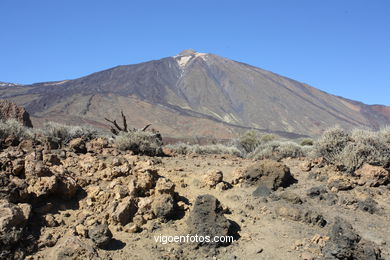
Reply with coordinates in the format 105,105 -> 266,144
1,137 -> 389,259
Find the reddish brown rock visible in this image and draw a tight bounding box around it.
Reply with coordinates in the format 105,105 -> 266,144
0,100 -> 33,127
355,163 -> 390,187
203,170 -> 223,188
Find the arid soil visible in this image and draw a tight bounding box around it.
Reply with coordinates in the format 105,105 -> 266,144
1,138 -> 389,259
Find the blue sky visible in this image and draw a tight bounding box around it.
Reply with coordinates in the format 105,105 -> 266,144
1,0 -> 389,105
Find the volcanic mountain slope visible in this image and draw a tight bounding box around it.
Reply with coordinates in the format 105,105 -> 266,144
1,49 -> 389,138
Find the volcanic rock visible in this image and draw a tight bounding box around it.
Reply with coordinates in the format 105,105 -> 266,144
0,100 -> 33,127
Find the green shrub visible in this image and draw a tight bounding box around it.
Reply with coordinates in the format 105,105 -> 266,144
40,122 -> 99,146
250,140 -> 306,160
0,119 -> 33,141
234,130 -> 276,155
165,143 -> 242,156
114,130 -> 163,156
300,138 -> 314,146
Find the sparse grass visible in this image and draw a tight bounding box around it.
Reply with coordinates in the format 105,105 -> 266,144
165,143 -> 242,157
0,119 -> 33,141
114,130 -> 163,156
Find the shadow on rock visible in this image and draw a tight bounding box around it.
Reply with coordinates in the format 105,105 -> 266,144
105,238 -> 126,251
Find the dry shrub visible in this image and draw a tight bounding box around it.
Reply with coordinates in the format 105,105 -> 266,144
250,141 -> 306,161
300,138 -> 314,146
313,127 -> 390,173
312,126 -> 350,163
234,130 -> 276,155
336,129 -> 390,173
380,125 -> 390,144
40,122 -> 100,146
0,119 -> 33,141
114,130 -> 163,156
165,143 -> 242,157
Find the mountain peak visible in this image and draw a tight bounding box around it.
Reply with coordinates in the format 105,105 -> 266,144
178,49 -> 197,56
174,49 -> 208,68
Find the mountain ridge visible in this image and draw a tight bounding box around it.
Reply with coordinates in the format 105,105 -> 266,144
1,50 -> 389,138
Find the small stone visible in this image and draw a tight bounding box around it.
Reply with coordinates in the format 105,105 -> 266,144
155,177 -> 175,194
75,224 -> 88,237
151,194 -> 175,220
44,214 -> 59,227
215,182 -> 228,191
203,170 -> 223,188
300,161 -> 312,172
301,252 -> 314,260
126,224 -> 141,233
111,196 -> 137,226
88,223 -> 112,249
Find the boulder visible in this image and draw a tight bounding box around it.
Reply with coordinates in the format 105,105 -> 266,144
11,158 -> 25,176
322,217 -> 381,259
27,176 -> 58,198
137,197 -> 153,214
68,138 -> 87,154
276,206 -> 326,227
56,176 -> 78,200
203,170 -> 223,188
306,186 -> 328,198
0,174 -> 28,203
0,200 -> 28,231
236,160 -> 296,190
155,177 -> 175,195
86,138 -> 109,152
49,232 -> 98,260
355,164 -> 390,187
151,194 -> 175,220
0,200 -> 30,259
252,185 -> 272,197
327,175 -> 354,191
88,223 -> 113,249
0,100 -> 33,127
300,161 -> 312,172
187,195 -> 235,248
279,191 -> 303,204
135,169 -> 158,194
357,198 -> 379,214
111,196 -> 137,226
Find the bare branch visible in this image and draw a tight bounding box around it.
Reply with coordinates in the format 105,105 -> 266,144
104,118 -> 123,132
110,128 -> 119,135
141,124 -> 152,131
121,110 -> 128,132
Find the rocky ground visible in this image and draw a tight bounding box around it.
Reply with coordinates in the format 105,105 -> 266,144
1,137 -> 390,259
